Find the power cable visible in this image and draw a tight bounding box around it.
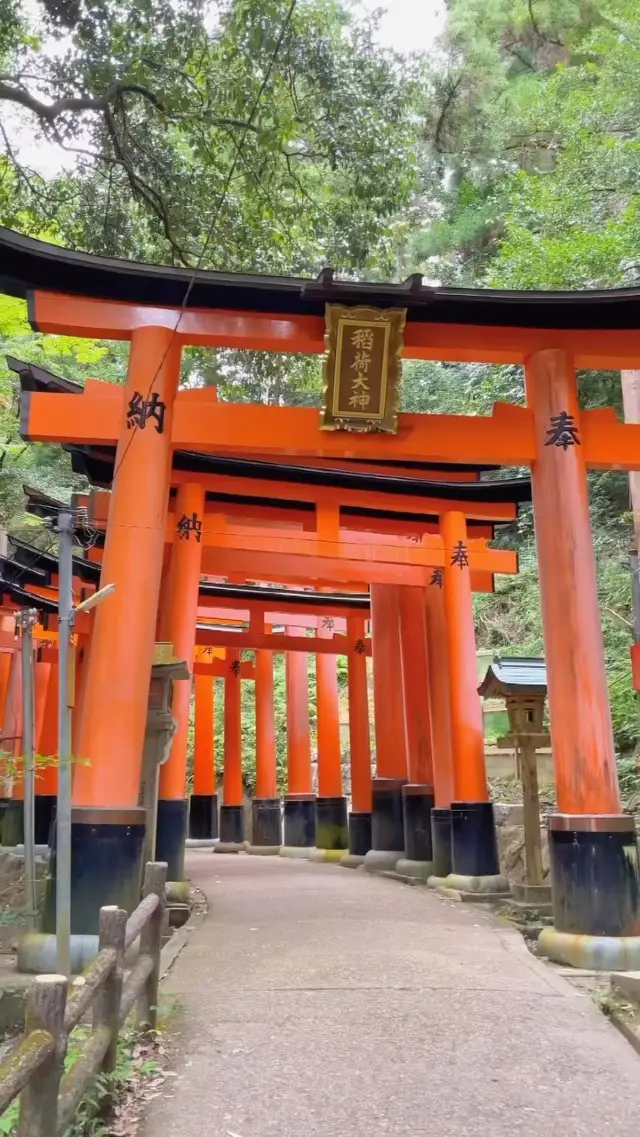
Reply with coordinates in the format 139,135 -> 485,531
109,0 -> 298,489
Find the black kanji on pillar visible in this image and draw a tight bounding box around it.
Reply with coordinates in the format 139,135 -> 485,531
353,638 -> 366,655
450,541 -> 469,569
177,512 -> 203,542
126,390 -> 167,434
230,659 -> 241,677
545,410 -> 581,451
430,567 -> 444,588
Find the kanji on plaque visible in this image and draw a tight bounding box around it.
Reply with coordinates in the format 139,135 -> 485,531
321,304 -> 406,433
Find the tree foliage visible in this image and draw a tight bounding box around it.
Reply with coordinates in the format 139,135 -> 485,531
1,0 -> 420,275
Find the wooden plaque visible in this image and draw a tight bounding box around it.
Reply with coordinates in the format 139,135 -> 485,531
321,304 -> 406,433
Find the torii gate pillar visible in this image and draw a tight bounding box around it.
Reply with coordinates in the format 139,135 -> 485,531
365,585 -> 408,873
526,350 -> 640,968
248,650 -> 282,853
281,628 -> 316,856
68,326 -> 181,932
342,617 -> 372,866
424,581 -> 455,881
311,624 -> 348,861
156,482 -> 206,879
216,649 -> 245,850
189,673 -> 218,842
441,511 -> 507,896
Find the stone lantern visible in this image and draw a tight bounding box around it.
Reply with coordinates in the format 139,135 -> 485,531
139,644 -> 189,869
478,657 -> 550,903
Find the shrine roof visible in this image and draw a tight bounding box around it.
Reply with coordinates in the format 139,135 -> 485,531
199,582 -> 369,609
64,444 -> 531,507
0,575 -> 58,614
19,482 -> 499,540
8,536 -> 101,584
0,543 -> 370,613
478,656 -> 547,697
2,227 -> 640,330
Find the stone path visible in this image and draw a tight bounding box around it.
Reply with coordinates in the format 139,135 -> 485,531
144,852 -> 640,1137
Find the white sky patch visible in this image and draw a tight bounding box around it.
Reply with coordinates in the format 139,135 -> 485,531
4,0 -> 445,176
353,0 -> 445,53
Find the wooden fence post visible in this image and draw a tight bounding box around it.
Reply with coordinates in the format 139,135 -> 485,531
138,862 -> 167,1034
17,974 -> 67,1137
93,906 -> 127,1110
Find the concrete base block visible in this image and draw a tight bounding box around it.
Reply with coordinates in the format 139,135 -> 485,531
510,900 -> 554,919
427,875 -> 447,890
308,848 -> 345,864
513,882 -> 552,905
340,853 -> 366,869
213,841 -> 246,854
395,858 -> 434,881
364,849 -> 402,874
538,928 -> 640,971
165,881 -> 191,906
611,972 -> 640,1002
279,846 -> 315,859
167,904 -> 190,928
18,933 -> 140,975
245,845 -> 281,856
186,838 -> 219,849
442,872 -> 510,896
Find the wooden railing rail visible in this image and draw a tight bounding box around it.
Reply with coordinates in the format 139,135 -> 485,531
0,861 -> 168,1137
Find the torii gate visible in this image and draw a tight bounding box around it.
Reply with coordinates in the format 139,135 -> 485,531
3,225 -> 640,970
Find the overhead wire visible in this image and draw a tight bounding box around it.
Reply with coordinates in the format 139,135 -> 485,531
4,1 -> 299,604
108,0 -> 299,489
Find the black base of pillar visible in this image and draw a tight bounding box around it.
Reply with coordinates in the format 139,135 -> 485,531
402,784 -> 435,862
371,778 -> 406,853
283,794 -> 316,848
549,815 -> 640,936
188,793 -> 218,840
348,811 -> 372,856
431,807 -> 453,877
220,804 -> 245,844
43,807 -> 146,936
451,801 -> 500,877
156,798 -> 189,880
0,797 -> 11,844
3,800 -> 24,846
34,795 -> 56,847
316,796 -> 348,850
251,798 -> 282,847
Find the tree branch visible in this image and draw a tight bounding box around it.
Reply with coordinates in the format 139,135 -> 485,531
527,0 -> 564,48
0,80 -> 163,122
433,76 -> 463,153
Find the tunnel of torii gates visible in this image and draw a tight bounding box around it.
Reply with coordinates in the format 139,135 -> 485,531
2,228 -> 640,969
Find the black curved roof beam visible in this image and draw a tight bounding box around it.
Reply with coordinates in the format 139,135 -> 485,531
8,536 -> 101,584
2,226 -> 640,330
198,582 -> 369,609
64,445 -> 532,506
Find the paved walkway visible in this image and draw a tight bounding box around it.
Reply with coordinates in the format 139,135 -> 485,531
145,853 -> 640,1137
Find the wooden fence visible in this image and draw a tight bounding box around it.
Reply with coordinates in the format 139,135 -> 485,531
0,860 -> 168,1137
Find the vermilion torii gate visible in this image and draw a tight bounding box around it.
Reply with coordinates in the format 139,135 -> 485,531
3,224 -> 640,970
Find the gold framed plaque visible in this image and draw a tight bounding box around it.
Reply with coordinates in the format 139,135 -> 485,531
320,304 -> 406,433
